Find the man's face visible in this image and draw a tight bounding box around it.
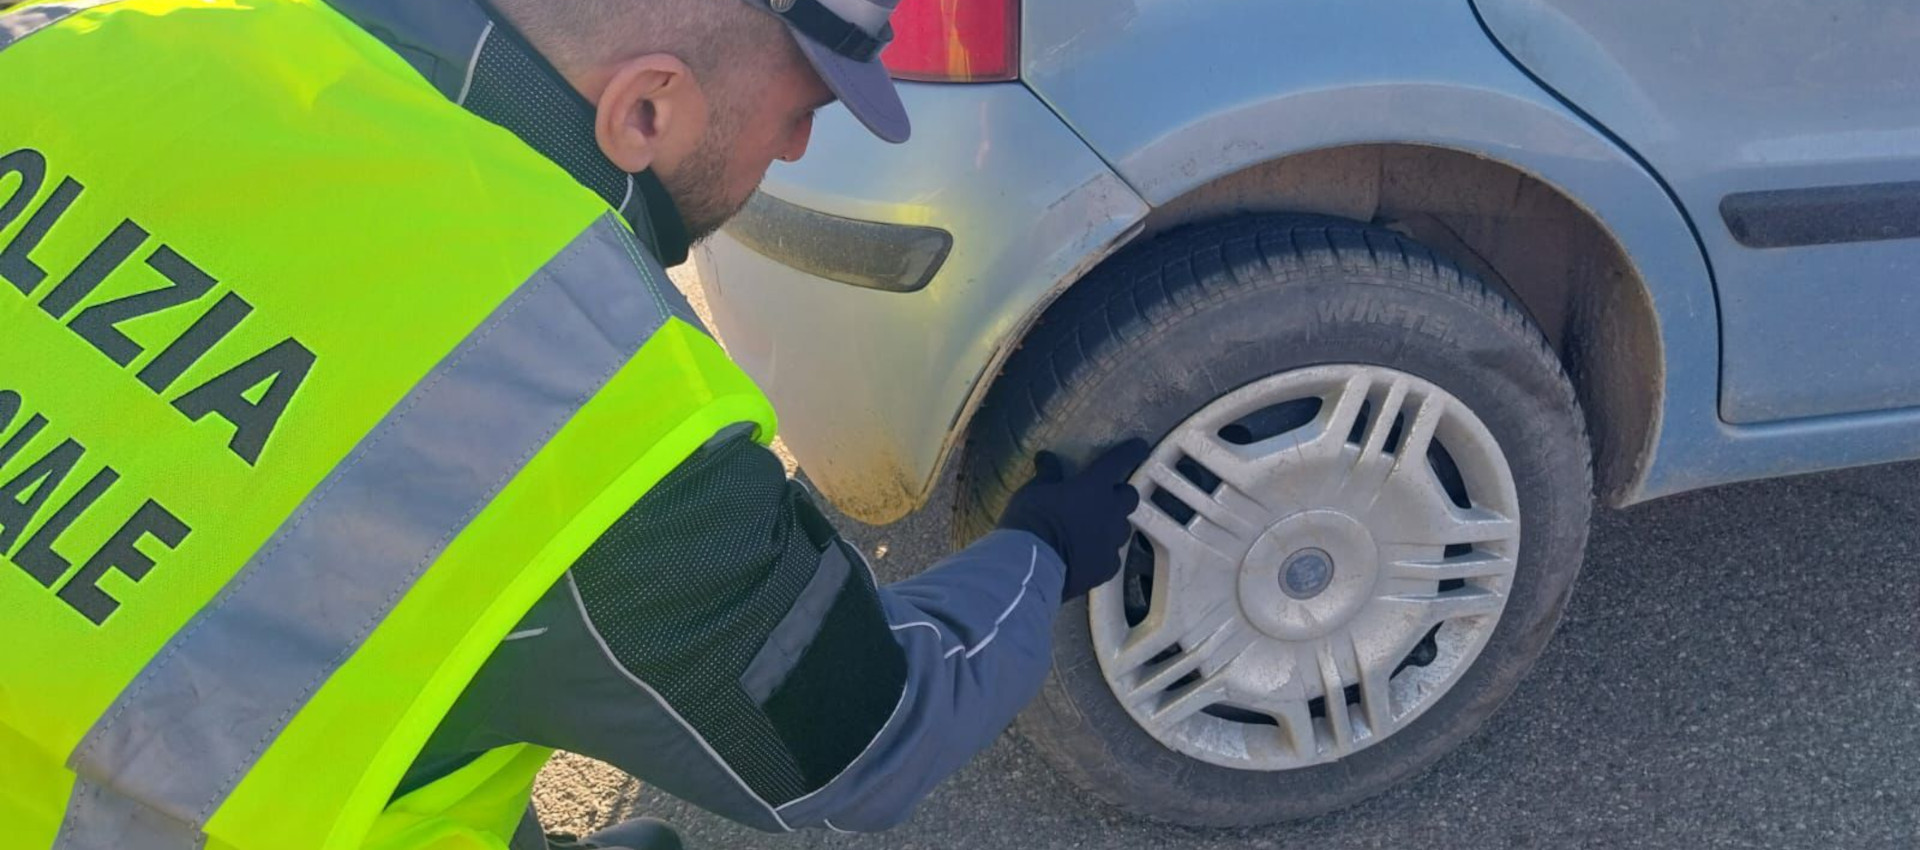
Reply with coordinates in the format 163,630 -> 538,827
659,58 -> 834,242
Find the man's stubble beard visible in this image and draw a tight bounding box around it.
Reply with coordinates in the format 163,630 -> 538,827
659,102 -> 754,245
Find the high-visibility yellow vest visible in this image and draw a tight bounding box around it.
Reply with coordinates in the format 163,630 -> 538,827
0,2 -> 778,848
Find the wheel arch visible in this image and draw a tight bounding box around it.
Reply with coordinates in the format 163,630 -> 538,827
1115,143 -> 1664,507
949,110 -> 1719,514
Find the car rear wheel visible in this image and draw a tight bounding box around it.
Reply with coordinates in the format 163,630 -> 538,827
956,215 -> 1593,826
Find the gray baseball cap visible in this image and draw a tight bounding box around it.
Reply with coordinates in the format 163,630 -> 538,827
745,0 -> 910,143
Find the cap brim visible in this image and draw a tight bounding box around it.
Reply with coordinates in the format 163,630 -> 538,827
793,35 -> 911,144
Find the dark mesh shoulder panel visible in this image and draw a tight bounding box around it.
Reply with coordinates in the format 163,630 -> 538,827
568,432 -> 904,805
461,29 -> 628,203
570,435 -> 810,802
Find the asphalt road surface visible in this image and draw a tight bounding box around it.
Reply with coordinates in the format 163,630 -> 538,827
532,451 -> 1920,849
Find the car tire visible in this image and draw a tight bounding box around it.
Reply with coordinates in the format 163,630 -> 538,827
955,214 -> 1593,826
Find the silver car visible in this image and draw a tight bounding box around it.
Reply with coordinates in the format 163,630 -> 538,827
693,0 -> 1920,826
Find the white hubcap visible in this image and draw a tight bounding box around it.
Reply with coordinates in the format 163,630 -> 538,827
1090,364 -> 1522,770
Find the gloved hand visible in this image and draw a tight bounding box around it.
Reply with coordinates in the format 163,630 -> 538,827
997,439 -> 1151,600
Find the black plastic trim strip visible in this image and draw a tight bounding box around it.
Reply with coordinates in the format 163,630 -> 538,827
1721,181 -> 1920,249
722,191 -> 952,293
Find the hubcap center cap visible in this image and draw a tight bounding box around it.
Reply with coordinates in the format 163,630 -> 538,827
1238,510 -> 1380,641
1280,548 -> 1335,599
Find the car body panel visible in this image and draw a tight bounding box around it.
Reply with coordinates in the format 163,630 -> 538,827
707,0 -> 1715,520
692,82 -> 1148,523
1474,0 -> 1920,423
694,0 -> 1920,524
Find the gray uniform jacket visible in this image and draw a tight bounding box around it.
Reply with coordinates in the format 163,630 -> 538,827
320,0 -> 1068,836
403,430 -> 1061,835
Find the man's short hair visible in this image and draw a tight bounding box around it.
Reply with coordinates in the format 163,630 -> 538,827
493,0 -> 794,82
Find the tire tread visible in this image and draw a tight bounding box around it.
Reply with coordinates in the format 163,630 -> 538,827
959,215 -> 1589,544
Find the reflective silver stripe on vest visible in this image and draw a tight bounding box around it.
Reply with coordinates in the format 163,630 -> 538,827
59,215 -> 681,849
0,0 -> 127,48
56,779 -> 207,850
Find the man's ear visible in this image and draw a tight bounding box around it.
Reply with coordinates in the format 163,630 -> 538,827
593,54 -> 709,174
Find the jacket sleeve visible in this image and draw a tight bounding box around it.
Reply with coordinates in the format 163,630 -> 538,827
409,425 -> 1064,833
776,529 -> 1063,831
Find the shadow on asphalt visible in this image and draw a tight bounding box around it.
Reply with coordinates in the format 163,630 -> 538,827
598,459 -> 1920,849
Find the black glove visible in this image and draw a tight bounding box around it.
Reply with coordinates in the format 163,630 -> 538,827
996,439 -> 1150,600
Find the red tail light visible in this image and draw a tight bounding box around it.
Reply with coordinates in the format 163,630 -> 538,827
881,0 -> 1020,83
